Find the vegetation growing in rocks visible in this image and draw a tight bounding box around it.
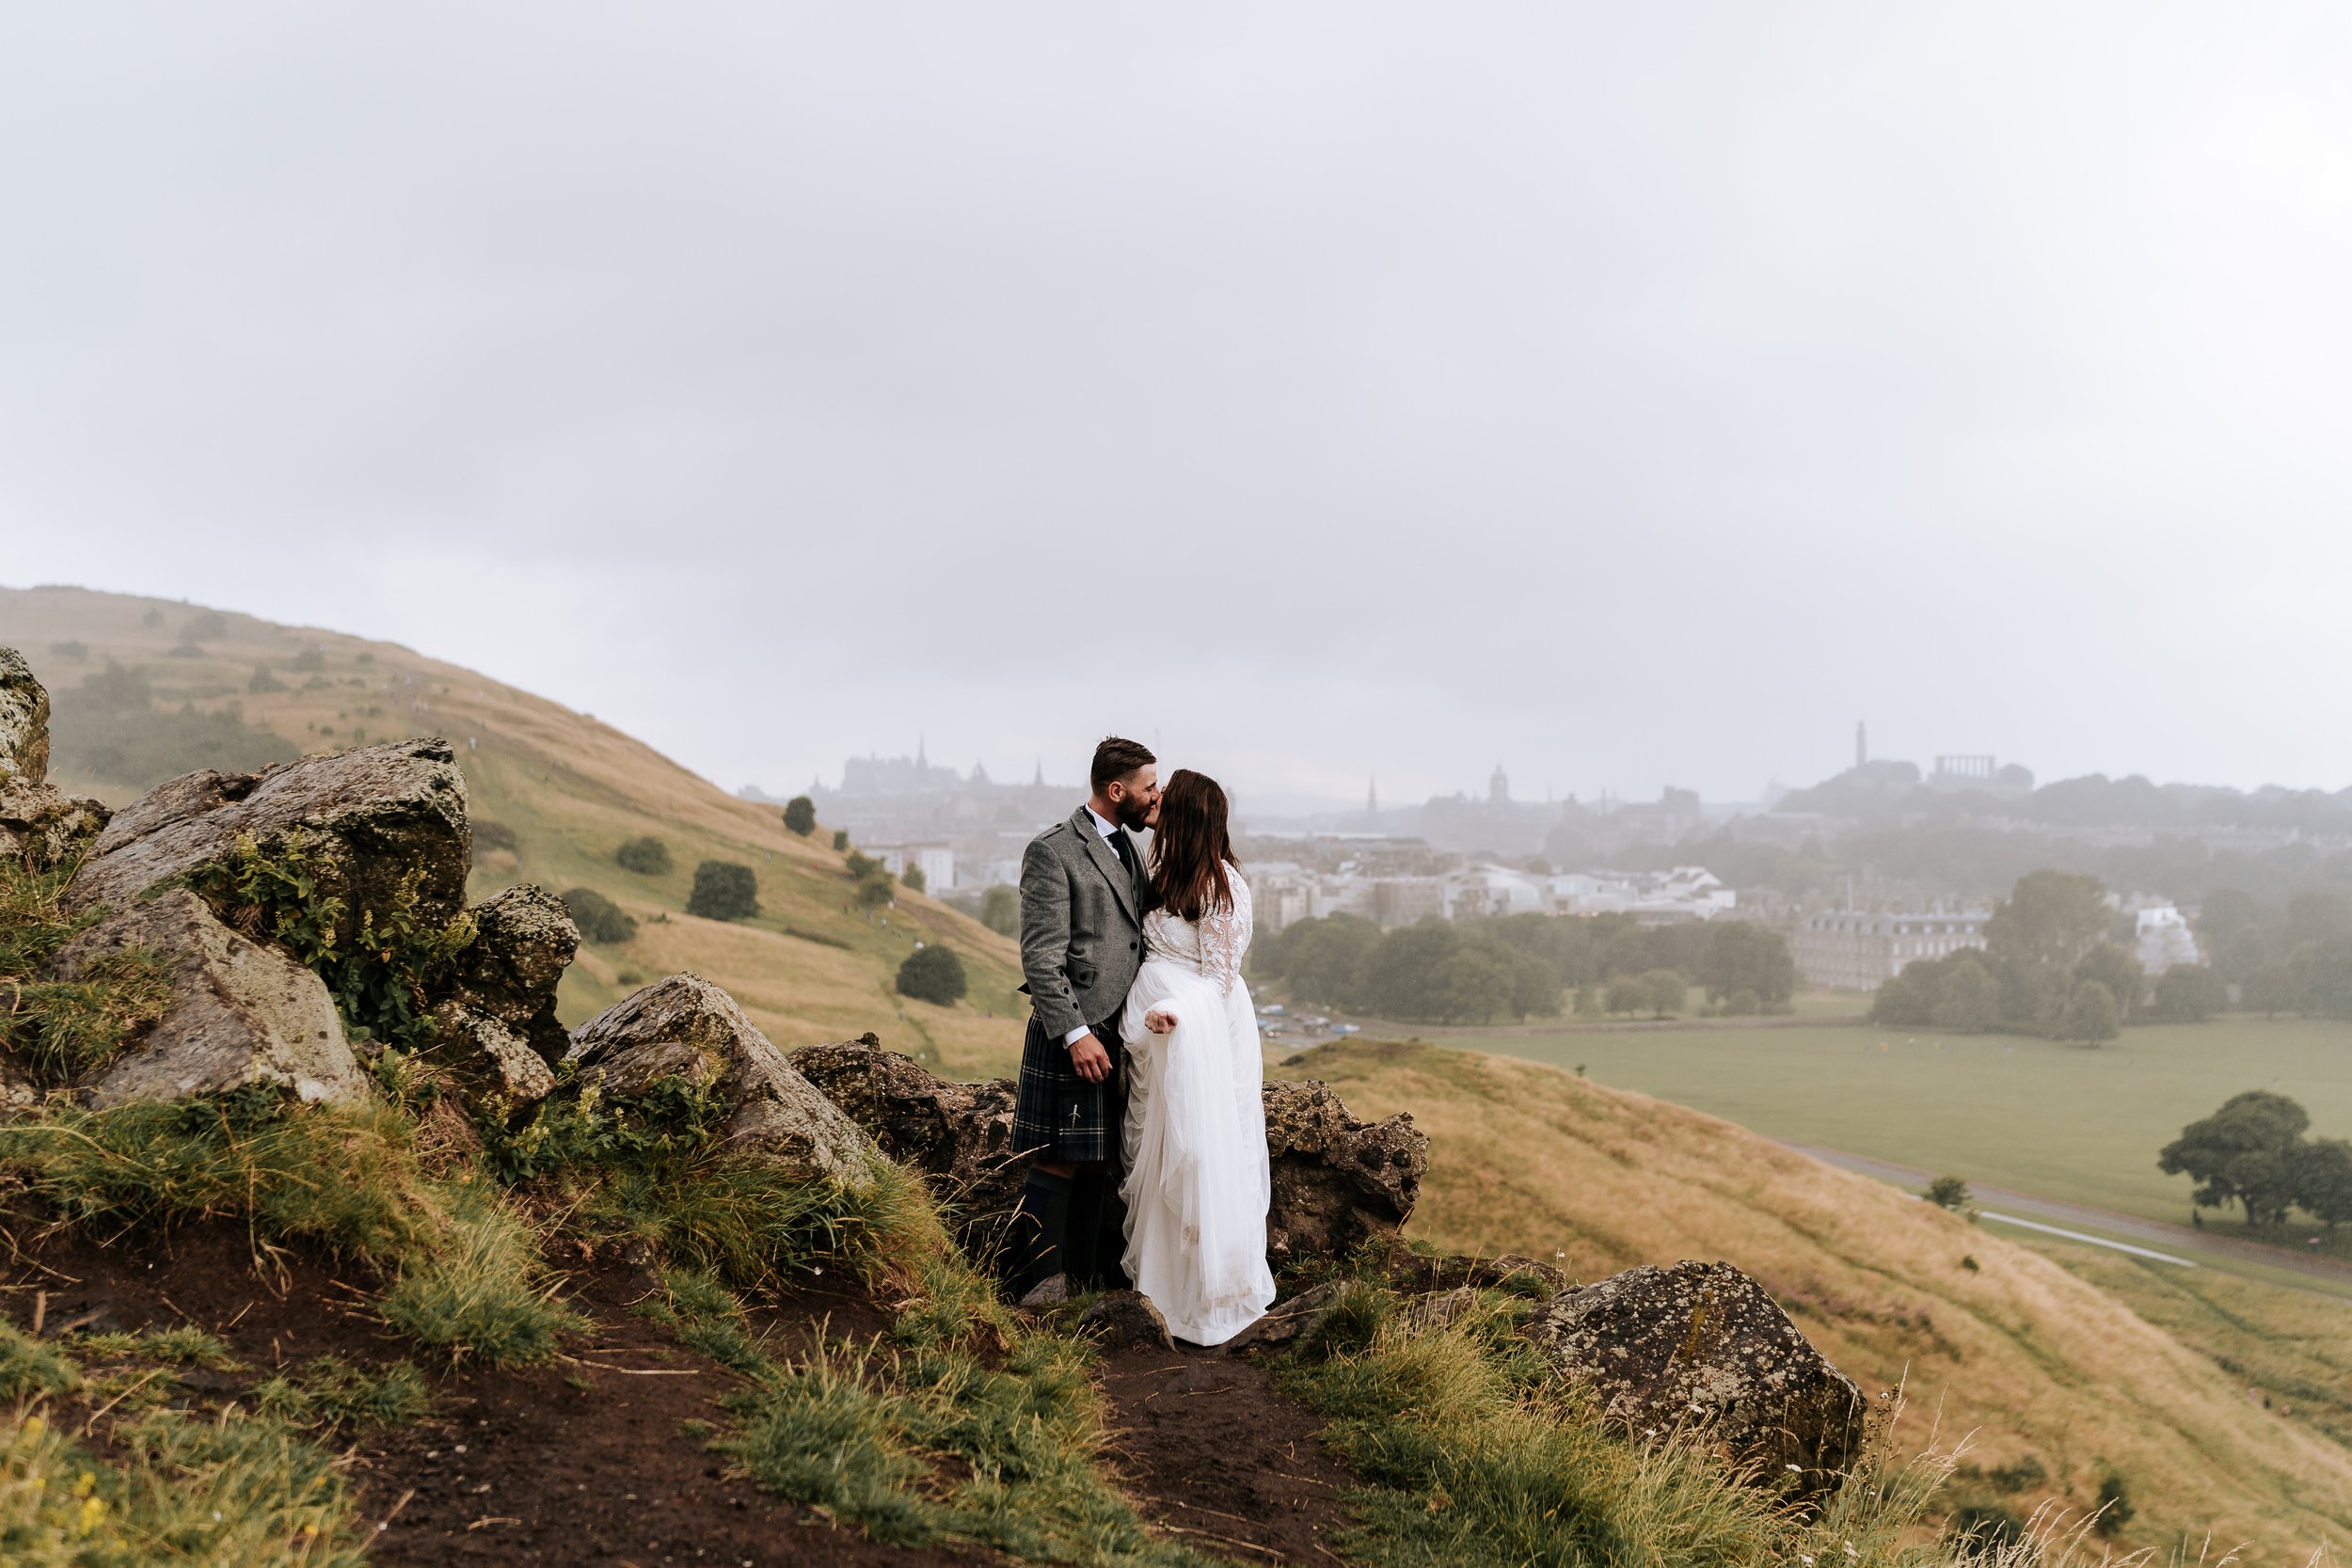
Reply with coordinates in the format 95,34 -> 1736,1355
0,862 -> 171,1085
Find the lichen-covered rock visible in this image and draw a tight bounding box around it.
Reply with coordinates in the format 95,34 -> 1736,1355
66,738 -> 470,929
787,1035 -> 1022,1234
0,648 -> 109,872
1523,1259 -> 1867,1487
0,647 -> 51,785
52,889 -> 369,1109
567,974 -> 875,1184
429,885 -> 578,1114
1262,1079 -> 1426,1261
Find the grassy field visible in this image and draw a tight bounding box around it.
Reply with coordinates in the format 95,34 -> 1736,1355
2,585 -> 1035,1077
1415,1010 -> 2352,1229
1275,1039 -> 2352,1562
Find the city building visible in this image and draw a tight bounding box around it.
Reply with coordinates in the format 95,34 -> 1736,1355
2133,904 -> 2201,974
1790,908 -> 1989,990
1548,866 -> 1736,923
1369,878 -> 1447,927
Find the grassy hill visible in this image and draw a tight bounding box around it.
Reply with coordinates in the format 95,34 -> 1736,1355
1,583 -> 1031,1076
1274,1039 -> 2352,1562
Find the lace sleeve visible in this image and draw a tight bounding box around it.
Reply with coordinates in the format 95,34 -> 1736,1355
1201,871 -> 1251,994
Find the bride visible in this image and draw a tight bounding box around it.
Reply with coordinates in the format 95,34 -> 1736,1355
1117,768 -> 1277,1347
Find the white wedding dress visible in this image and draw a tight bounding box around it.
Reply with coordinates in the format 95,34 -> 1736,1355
1117,869 -> 1277,1346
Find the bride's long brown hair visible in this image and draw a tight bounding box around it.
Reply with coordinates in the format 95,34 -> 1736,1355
1148,768 -> 1238,922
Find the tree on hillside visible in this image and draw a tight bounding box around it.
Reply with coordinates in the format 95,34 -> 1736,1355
2297,1138 -> 2352,1229
980,884 -> 1019,937
2148,964 -> 2225,1023
783,796 -> 817,836
2159,1090 -> 2311,1224
845,851 -> 896,907
687,860 -> 759,921
615,835 -> 672,876
897,944 -> 968,1006
2056,978 -> 2121,1042
561,887 -> 638,944
901,863 -> 928,894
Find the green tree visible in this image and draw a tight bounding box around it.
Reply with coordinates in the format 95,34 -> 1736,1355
782,796 -> 818,836
1640,969 -> 1685,1019
1436,948 -> 1514,1025
844,852 -> 896,907
896,944 -> 968,1006
1986,869 -> 2111,1030
2056,978 -> 2121,1042
979,884 -> 1019,938
1926,1175 -> 1971,1211
832,830 -> 849,851
900,863 -> 927,894
2092,1472 -> 2135,1537
2148,964 -> 2225,1022
1603,973 -> 1647,1017
560,887 -> 638,944
2073,942 -> 2145,1021
1573,983 -> 1602,1019
1931,954 -> 2003,1032
2245,963 -> 2296,1018
1692,922 -> 1797,1007
2158,1090 -> 2311,1224
1278,915 -> 1382,1007
615,836 -> 672,876
2296,1137 -> 2352,1229
687,861 -> 759,921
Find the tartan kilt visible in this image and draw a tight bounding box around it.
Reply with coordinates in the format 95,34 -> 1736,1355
1011,1012 -> 1127,1165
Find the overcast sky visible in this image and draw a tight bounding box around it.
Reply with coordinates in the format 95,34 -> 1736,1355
6,4 -> 2352,811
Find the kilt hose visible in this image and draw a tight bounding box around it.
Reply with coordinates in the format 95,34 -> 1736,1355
1007,1012 -> 1131,1292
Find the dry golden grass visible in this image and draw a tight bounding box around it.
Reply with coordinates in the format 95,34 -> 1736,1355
2,585 -> 1031,1073
1275,1038 -> 2352,1564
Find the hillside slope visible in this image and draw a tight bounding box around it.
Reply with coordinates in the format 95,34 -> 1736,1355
1,583 -> 1029,1075
1275,1039 -> 2352,1563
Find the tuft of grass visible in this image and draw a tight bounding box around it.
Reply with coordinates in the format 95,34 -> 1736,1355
0,1404 -> 365,1567
0,1323 -> 81,1402
0,860 -> 172,1085
71,1326 -> 237,1370
252,1355 -> 431,1432
629,1269 -> 768,1376
378,1180 -> 580,1368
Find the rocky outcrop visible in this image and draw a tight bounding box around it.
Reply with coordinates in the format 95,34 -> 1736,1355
568,974 -> 876,1184
66,738 -> 470,930
0,647 -> 50,785
1078,1289 -> 1173,1350
1523,1259 -> 1867,1486
429,885 -> 578,1115
0,648 -> 109,872
1262,1080 -> 1426,1262
787,1035 -> 1023,1234
53,889 -> 368,1109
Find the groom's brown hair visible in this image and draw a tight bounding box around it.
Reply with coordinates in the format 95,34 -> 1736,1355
1089,736 -> 1156,791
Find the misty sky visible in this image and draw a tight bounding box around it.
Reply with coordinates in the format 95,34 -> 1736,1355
6,4 -> 2352,812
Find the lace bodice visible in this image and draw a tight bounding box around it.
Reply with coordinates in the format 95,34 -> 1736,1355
1142,869 -> 1252,994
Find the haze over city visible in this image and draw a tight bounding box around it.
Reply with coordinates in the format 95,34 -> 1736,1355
8,5 -> 2352,804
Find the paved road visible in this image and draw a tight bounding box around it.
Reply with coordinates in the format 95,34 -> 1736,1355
1777,1139 -> 2352,1295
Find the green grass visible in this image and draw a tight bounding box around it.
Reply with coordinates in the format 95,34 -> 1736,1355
251,1356 -> 432,1433
1428,1012 -> 2352,1228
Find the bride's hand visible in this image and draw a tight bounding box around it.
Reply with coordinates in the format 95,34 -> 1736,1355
1144,1008 -> 1178,1035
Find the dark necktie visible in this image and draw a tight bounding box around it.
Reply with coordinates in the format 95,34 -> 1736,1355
1106,829 -> 1134,877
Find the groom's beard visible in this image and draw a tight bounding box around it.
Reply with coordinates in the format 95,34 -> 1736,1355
1112,798 -> 1152,832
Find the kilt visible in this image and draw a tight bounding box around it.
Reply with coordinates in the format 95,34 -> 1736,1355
1011,1012 -> 1127,1165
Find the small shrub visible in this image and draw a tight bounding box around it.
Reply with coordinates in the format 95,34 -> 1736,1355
246,666 -> 287,693
1947,1503 -> 2028,1558
2093,1470 -> 2134,1535
252,1355 -> 431,1431
896,945 -> 967,1006
289,647 -> 326,672
1927,1175 -> 1972,1212
783,796 -> 818,836
832,830 -> 849,851
379,1181 -> 580,1368
687,861 -> 759,921
900,864 -> 927,894
183,610 -> 228,641
471,819 -> 519,854
0,1320 -> 82,1400
615,835 -> 672,876
845,853 -> 895,908
560,887 -> 637,944
141,607 -> 163,626
48,640 -> 87,661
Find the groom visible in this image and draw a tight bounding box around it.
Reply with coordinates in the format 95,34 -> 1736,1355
1008,736 -> 1161,1301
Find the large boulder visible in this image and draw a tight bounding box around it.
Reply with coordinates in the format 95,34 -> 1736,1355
0,647 -> 50,785
1522,1259 -> 1867,1487
567,974 -> 875,1184
66,738 -> 470,930
428,884 -> 578,1116
1262,1079 -> 1426,1262
51,889 -> 369,1109
0,648 -> 109,872
787,1035 -> 1023,1238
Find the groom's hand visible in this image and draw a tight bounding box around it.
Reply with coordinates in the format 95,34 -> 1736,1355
1068,1033 -> 1113,1084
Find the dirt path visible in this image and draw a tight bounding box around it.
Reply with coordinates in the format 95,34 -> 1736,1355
1096,1339 -> 1358,1566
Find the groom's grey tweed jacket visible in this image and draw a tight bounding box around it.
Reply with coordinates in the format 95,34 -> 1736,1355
1011,806 -> 1149,1161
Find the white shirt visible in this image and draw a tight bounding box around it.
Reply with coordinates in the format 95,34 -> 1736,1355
1067,805 -> 1126,1045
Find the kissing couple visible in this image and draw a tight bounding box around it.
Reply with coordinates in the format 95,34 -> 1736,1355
1007,736 -> 1277,1347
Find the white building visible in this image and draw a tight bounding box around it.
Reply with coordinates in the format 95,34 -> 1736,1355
1790,908 -> 1989,990
2134,905 -> 2202,974
1547,866 -> 1736,923
867,843 -> 956,893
